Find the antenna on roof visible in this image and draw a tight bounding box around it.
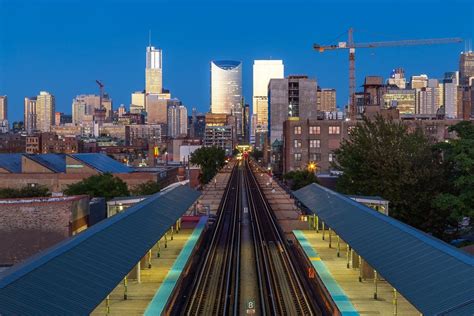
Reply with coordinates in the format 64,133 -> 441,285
148,29 -> 152,47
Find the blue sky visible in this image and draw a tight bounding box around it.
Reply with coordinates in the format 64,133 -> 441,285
1,0 -> 473,122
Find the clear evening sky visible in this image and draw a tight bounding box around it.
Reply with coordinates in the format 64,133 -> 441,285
1,0 -> 473,122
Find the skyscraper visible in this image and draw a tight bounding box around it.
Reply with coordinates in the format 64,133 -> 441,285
459,51 -> 474,86
0,96 -> 7,121
167,103 -> 188,138
210,60 -> 242,114
443,71 -> 459,118
146,45 -> 163,94
24,96 -> 37,134
36,91 -> 55,132
252,60 -> 284,132
72,95 -> 100,124
410,74 -> 429,89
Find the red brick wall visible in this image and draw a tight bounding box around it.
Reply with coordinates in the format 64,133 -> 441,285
0,196 -> 89,266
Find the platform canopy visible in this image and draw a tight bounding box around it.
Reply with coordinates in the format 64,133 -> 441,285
0,184 -> 200,314
293,183 -> 474,316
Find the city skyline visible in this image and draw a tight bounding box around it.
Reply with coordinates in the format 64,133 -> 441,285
1,1 -> 473,122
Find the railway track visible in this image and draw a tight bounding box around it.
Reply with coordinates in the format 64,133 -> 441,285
243,160 -> 316,315
174,160 -> 322,315
184,164 -> 240,315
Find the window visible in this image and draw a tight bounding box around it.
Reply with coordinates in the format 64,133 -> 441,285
310,153 -> 321,162
294,153 -> 302,161
294,126 -> 301,135
329,153 -> 336,162
294,140 -> 302,148
309,139 -> 321,148
309,126 -> 320,135
329,126 -> 340,134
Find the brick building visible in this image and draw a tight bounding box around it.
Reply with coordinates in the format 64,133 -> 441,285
0,195 -> 89,266
282,117 -> 464,174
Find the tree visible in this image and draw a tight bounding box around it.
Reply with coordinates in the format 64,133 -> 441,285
190,146 -> 226,184
64,173 -> 130,200
283,170 -> 319,191
334,115 -> 452,239
433,121 -> 474,226
131,181 -> 161,196
0,185 -> 50,198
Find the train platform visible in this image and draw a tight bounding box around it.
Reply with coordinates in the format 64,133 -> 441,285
294,229 -> 419,316
195,162 -> 234,215
91,216 -> 207,315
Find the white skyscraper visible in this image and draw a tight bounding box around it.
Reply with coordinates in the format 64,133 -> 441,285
167,102 -> 188,138
252,60 -> 284,132
210,60 -> 242,114
146,45 -> 163,94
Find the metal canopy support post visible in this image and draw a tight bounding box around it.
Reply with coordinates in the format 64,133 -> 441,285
164,232 -> 168,248
316,215 -> 319,233
346,245 -> 350,268
171,226 -> 174,240
374,270 -> 378,299
148,250 -> 152,268
106,295 -> 110,314
393,288 -> 398,315
124,277 -> 128,300
322,222 -> 325,240
337,236 -> 340,257
358,255 -> 362,282
329,228 -> 332,248
157,240 -> 161,258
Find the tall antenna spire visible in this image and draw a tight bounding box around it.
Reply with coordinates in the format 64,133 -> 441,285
149,29 -> 152,47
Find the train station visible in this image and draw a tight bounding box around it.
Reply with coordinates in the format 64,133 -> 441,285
0,159 -> 473,315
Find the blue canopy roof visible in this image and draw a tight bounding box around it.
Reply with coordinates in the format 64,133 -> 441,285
0,184 -> 201,314
293,183 -> 474,316
25,154 -> 66,172
71,153 -> 133,173
0,153 -> 22,173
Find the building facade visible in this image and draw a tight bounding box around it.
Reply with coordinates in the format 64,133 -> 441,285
252,60 -> 284,132
0,95 -> 7,121
268,75 -> 318,144
317,88 -> 337,112
459,51 -> 474,86
167,103 -> 188,138
145,45 -> 163,94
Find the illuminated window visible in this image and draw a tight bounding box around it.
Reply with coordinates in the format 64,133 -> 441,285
329,126 -> 340,134
294,126 -> 301,135
310,153 -> 321,161
294,140 -> 302,148
294,153 -> 302,161
309,126 -> 320,134
329,153 -> 336,162
309,139 -> 320,148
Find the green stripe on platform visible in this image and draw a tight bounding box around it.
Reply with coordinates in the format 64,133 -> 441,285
293,230 -> 359,316
145,216 -> 207,315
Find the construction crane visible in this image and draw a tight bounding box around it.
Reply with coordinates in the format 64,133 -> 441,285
95,80 -> 104,109
313,28 -> 462,119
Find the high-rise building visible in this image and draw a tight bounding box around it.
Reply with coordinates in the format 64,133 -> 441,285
167,102 -> 188,138
459,51 -> 474,86
145,45 -> 163,94
210,60 -> 242,114
415,79 -> 442,115
189,108 -> 206,139
0,96 -> 7,121
24,97 -> 37,134
317,88 -> 337,112
383,89 -> 416,115
118,104 -> 127,117
443,72 -> 459,118
72,95 -> 101,124
387,68 -> 406,89
268,75 -> 318,144
130,91 -> 146,113
35,91 -> 55,132
410,74 -> 429,89
146,94 -> 168,125
252,60 -> 284,132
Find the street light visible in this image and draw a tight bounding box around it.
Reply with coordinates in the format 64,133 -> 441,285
308,162 -> 317,173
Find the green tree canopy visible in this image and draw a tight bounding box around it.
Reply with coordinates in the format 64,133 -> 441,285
131,181 -> 161,196
334,115 -> 452,239
63,173 -> 130,200
433,121 -> 474,224
190,146 -> 226,184
283,170 -> 319,191
0,185 -> 50,199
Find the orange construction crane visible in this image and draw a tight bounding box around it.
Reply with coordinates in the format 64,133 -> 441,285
313,28 -> 462,119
